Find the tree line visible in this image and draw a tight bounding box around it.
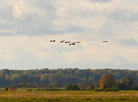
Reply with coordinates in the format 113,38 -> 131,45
0,68 -> 138,90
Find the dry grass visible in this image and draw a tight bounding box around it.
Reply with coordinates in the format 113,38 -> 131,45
0,91 -> 138,102
0,91 -> 138,98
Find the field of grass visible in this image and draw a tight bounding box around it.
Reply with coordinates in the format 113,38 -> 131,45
0,91 -> 138,102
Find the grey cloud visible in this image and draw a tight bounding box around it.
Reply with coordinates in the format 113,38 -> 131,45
0,0 -> 55,36
13,1 -> 56,35
0,32 -> 13,36
15,18 -> 82,35
0,0 -> 14,21
0,1 -> 14,36
0,21 -> 14,36
88,0 -> 111,3
0,22 -> 12,30
0,0 -> 137,37
99,58 -> 138,70
116,38 -> 138,46
110,11 -> 138,22
0,52 -> 40,69
16,27 -> 82,35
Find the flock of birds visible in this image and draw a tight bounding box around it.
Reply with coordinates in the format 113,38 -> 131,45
50,40 -> 80,46
50,40 -> 108,46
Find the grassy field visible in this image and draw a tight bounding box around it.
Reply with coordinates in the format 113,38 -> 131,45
0,91 -> 138,102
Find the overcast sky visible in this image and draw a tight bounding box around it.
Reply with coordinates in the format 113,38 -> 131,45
0,0 -> 138,70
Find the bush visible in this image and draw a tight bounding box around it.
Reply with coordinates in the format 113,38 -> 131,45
27,88 -> 33,91
112,84 -> 119,91
103,88 -> 112,91
112,88 -> 119,91
86,85 -> 93,91
44,88 -> 61,91
103,88 -> 119,91
94,88 -> 103,91
132,85 -> 138,90
35,88 -> 62,91
66,84 -> 80,90
5,87 -> 8,91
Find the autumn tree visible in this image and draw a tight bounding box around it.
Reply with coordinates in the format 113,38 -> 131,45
99,73 -> 116,89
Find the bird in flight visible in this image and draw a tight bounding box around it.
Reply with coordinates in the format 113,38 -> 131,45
69,42 -> 76,46
76,41 -> 80,43
60,40 -> 65,43
65,41 -> 70,44
50,40 -> 56,42
102,41 -> 108,43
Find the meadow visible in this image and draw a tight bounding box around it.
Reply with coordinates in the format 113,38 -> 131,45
0,91 -> 138,102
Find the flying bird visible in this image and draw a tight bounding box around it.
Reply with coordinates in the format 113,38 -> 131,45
102,41 -> 108,43
76,41 -> 80,43
65,41 -> 70,44
69,42 -> 76,46
60,40 -> 65,43
50,40 -> 56,42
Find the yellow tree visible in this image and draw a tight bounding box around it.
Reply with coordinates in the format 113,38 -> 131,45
99,73 -> 116,89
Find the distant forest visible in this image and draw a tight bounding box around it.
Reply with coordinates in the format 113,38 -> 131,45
0,68 -> 138,87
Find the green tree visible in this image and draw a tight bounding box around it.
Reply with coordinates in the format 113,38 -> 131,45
123,75 -> 134,89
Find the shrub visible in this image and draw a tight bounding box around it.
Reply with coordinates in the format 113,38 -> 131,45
7,88 -> 15,91
112,88 -> 119,91
103,88 -> 119,91
132,85 -> 138,90
94,88 -> 103,91
44,88 -> 61,91
112,84 -> 119,91
27,88 -> 33,91
86,85 -> 93,91
5,87 -> 8,91
103,88 -> 112,91
66,84 -> 80,90
35,88 -> 62,91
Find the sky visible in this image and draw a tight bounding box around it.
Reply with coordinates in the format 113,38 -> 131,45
0,0 -> 138,70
